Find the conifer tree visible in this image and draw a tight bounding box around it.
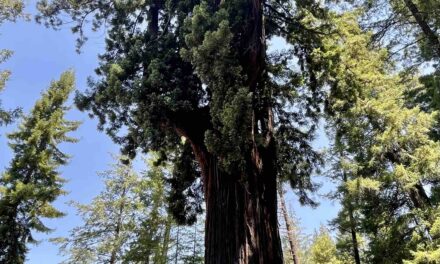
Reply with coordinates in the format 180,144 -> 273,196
168,217 -> 205,264
54,155 -> 139,264
0,71 -> 79,263
308,226 -> 342,264
331,0 -> 440,63
124,157 -> 171,264
318,12 -> 440,263
36,1 -> 327,262
55,155 -> 172,264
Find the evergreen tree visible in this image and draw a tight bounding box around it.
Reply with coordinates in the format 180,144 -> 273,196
124,157 -> 171,264
54,155 -> 140,264
403,208 -> 440,263
308,226 -> 342,264
36,0 -> 327,262
318,12 -> 440,263
169,217 -> 205,264
55,155 -> 173,264
0,71 -> 79,263
331,0 -> 440,63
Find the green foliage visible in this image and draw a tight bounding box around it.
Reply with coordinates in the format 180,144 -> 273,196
0,71 -> 79,263
54,156 -> 139,264
308,227 -> 342,264
54,155 -> 173,264
167,141 -> 203,225
320,11 -> 440,264
0,0 -> 26,23
32,1 -> 440,263
0,0 -> 26,126
35,0 -> 326,210
123,157 -> 171,264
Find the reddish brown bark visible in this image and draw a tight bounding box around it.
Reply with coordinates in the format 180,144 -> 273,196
202,153 -> 283,264
167,0 -> 284,262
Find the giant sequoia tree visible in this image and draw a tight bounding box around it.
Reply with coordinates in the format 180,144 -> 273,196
37,0 -> 325,262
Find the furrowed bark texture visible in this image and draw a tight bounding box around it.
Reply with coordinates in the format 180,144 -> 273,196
172,0 -> 284,262
176,118 -> 283,263
203,153 -> 283,263
203,0 -> 282,263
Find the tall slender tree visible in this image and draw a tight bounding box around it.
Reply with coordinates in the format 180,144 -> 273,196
36,1 -> 326,262
0,71 -> 79,263
279,186 -> 301,264
308,226 -> 342,264
55,155 -> 172,264
319,12 -> 440,263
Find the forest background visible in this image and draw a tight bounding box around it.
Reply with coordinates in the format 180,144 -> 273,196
0,3 -> 337,263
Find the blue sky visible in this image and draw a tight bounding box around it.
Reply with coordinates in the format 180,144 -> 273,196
0,4 -> 339,263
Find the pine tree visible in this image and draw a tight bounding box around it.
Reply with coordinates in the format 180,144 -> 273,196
54,155 -> 140,264
36,1 -> 327,262
308,226 -> 342,264
330,0 -> 440,63
0,71 -> 79,263
124,157 -> 171,264
55,154 -> 174,264
318,12 -> 440,263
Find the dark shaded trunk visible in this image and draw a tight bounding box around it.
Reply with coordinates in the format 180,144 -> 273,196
159,216 -> 172,264
174,226 -> 180,264
403,0 -> 440,58
342,172 -> 361,264
148,0 -> 161,36
408,182 -> 431,209
348,204 -> 361,264
0,202 -> 24,264
204,155 -> 283,264
172,0 -> 283,262
109,186 -> 127,264
278,189 -> 300,264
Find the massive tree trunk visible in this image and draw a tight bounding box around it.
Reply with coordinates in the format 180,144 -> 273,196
175,113 -> 283,263
203,155 -> 283,263
173,0 -> 283,262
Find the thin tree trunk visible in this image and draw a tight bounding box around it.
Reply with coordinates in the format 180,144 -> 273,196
347,203 -> 361,264
403,0 -> 440,58
342,172 -> 361,264
160,216 -> 172,264
109,186 -> 127,264
174,226 -> 180,264
193,222 -> 197,263
278,188 -> 300,264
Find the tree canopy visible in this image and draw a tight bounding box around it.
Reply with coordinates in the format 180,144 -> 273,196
0,0 -> 440,263
0,71 -> 79,263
